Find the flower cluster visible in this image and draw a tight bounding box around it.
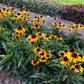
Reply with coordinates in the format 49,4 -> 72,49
31,47 -> 52,66
12,26 -> 26,38
58,48 -> 84,73
52,22 -> 66,28
0,6 -> 15,18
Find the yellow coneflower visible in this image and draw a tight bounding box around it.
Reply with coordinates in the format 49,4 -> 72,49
58,51 -> 65,57
45,54 -> 52,59
35,20 -> 41,24
43,34 -> 51,40
30,34 -> 38,41
30,21 -> 34,23
12,32 -> 20,37
78,53 -> 84,62
38,50 -> 46,57
33,16 -> 38,20
15,21 -> 21,23
36,32 -> 43,37
69,48 -> 75,53
21,18 -> 27,21
39,16 -> 44,19
54,35 -> 62,40
31,59 -> 39,66
52,23 -> 57,26
71,64 -> 83,72
15,26 -> 25,33
5,6 -> 11,9
31,25 -> 40,30
69,52 -> 79,62
39,56 -> 47,62
26,14 -> 31,17
60,56 -> 71,65
33,47 -> 42,53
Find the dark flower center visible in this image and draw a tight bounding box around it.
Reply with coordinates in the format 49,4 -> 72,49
32,34 -> 37,38
63,57 -> 68,61
38,33 -> 42,36
45,34 -> 49,37
75,65 -> 80,69
42,57 -> 46,60
40,52 -> 44,55
35,25 -> 38,27
64,66 -> 68,70
37,48 -> 40,51
33,60 -> 37,64
72,53 -> 77,58
61,53 -> 64,56
70,48 -> 75,53
18,26 -> 22,30
17,13 -> 20,15
79,54 -> 83,58
71,68 -> 75,71
57,35 -> 60,38
64,49 -> 68,52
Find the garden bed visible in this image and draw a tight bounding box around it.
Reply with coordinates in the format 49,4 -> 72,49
0,3 -> 84,84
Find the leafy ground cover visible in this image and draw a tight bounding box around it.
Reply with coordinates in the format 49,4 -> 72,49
0,4 -> 84,84
50,0 -> 84,5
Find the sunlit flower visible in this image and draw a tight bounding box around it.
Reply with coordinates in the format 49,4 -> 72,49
38,50 -> 46,57
30,34 -> 38,41
39,16 -> 44,19
15,26 -> 25,33
60,56 -> 71,65
54,35 -> 62,40
5,6 -> 11,9
31,59 -> 39,66
34,47 -> 42,53
70,52 -> 79,62
45,54 -> 52,59
36,32 -> 43,37
39,56 -> 47,62
43,34 -> 51,40
71,64 -> 83,72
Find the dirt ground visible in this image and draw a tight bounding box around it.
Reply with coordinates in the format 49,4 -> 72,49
0,3 -> 84,84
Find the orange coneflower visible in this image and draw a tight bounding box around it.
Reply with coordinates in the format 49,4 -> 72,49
15,26 -> 25,33
60,56 -> 71,65
70,52 -> 79,62
43,34 -> 51,40
78,53 -> 84,62
30,34 -> 38,41
39,56 -> 47,62
31,59 -> 39,66
36,32 -> 43,37
54,35 -> 62,40
45,54 -> 52,59
33,47 -> 42,53
39,16 -> 44,19
5,6 -> 11,9
38,50 -> 46,57
71,64 -> 83,72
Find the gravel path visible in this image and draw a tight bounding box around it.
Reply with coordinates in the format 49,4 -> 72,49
0,3 -> 84,84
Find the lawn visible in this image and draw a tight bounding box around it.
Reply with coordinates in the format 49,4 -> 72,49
50,0 -> 84,5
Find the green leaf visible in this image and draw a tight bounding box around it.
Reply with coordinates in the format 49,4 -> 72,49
0,53 -> 13,65
30,73 -> 46,80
